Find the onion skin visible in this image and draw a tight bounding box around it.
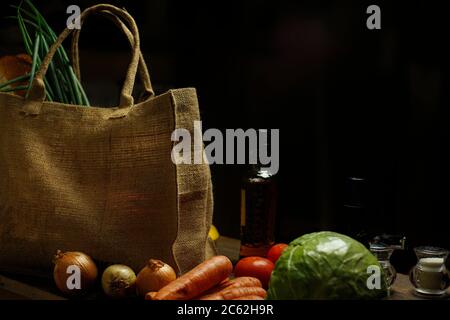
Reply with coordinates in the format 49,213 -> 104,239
136,259 -> 177,297
53,250 -> 98,295
101,264 -> 137,299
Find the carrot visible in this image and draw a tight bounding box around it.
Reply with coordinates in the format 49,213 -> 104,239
219,277 -> 230,284
204,277 -> 230,293
196,277 -> 262,299
213,277 -> 262,291
145,292 -> 157,300
199,286 -> 267,300
233,295 -> 265,300
150,255 -> 233,300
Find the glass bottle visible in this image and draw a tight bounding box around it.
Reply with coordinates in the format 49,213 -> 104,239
239,164 -> 278,258
369,243 -> 397,292
409,246 -> 450,296
341,176 -> 371,246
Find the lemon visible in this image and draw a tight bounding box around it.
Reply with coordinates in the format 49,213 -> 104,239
208,224 -> 220,241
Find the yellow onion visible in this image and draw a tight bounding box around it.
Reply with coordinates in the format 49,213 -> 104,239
53,250 -> 98,295
136,259 -> 177,296
101,264 -> 137,299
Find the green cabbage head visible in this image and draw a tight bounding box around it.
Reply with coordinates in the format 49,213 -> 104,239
267,231 -> 387,299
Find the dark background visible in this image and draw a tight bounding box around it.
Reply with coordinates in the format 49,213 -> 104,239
1,1 -> 449,272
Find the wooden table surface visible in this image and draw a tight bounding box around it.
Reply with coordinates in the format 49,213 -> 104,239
1,236 -> 448,300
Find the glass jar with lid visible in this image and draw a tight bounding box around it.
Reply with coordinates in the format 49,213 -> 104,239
409,246 -> 450,297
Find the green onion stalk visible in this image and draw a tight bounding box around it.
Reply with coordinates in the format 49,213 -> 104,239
0,0 -> 90,106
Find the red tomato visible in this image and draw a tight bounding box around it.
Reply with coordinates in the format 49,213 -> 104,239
234,257 -> 274,288
267,243 -> 288,263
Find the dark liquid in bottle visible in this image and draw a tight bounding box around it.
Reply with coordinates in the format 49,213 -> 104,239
341,176 -> 371,246
240,167 -> 277,258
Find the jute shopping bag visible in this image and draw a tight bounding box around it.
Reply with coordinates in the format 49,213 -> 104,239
0,4 -> 214,276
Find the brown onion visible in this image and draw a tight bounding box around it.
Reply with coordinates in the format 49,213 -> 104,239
53,250 -> 98,295
101,264 -> 137,298
136,259 -> 177,296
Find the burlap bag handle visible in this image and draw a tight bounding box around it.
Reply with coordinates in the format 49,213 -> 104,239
71,9 -> 154,100
22,4 -> 141,117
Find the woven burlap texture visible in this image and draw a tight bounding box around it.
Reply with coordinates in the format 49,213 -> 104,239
0,4 -> 214,276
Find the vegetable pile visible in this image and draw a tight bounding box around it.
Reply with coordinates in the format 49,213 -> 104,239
52,251 -> 266,300
145,255 -> 267,300
267,231 -> 388,300
53,233 -> 388,300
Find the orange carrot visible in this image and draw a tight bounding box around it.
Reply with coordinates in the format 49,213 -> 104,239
145,292 -> 157,300
215,277 -> 262,290
196,277 -> 262,299
219,277 -> 230,284
205,277 -> 230,292
150,255 -> 233,300
199,286 -> 267,300
233,295 -> 265,300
